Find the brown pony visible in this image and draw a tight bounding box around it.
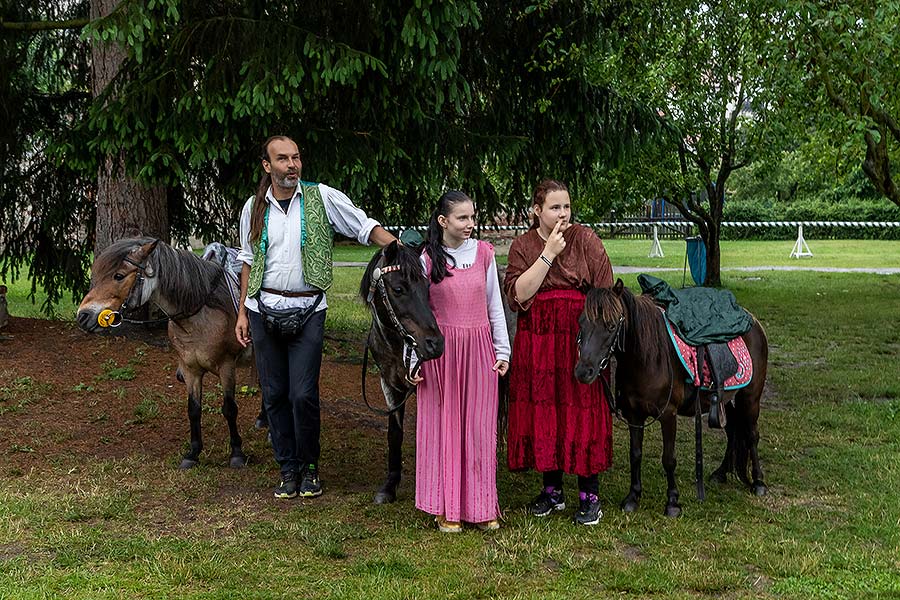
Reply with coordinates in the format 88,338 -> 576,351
574,279 -> 768,517
77,238 -> 250,469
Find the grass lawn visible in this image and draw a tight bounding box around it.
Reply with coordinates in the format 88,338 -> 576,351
1,243 -> 899,597
0,272 -> 900,600
332,238 -> 900,270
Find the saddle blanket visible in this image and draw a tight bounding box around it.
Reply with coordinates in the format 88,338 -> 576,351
663,316 -> 753,391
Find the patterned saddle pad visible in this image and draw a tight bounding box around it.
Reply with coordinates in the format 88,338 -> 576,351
662,313 -> 753,390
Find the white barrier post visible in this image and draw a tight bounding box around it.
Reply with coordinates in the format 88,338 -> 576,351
648,225 -> 665,258
790,224 -> 813,258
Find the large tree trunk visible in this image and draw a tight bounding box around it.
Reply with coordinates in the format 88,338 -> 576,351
91,0 -> 167,255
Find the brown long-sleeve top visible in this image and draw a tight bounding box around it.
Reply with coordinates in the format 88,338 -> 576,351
503,223 -> 614,312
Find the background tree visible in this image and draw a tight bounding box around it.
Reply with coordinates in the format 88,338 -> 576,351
791,1 -> 900,208
89,0 -> 168,254
2,0 -> 655,309
0,0 -> 95,312
596,0 -> 786,285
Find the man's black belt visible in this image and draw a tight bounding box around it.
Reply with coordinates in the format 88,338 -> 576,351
260,287 -> 321,298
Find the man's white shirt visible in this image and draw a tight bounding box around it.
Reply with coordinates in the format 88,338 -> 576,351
237,183 -> 379,313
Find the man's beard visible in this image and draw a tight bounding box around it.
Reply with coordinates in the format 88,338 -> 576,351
274,172 -> 299,189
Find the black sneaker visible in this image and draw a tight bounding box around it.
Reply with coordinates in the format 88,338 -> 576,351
299,464 -> 323,498
274,472 -> 298,499
574,494 -> 602,526
529,488 -> 566,517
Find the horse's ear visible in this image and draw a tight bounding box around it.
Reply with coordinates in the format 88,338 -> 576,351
140,239 -> 160,276
382,239 -> 400,261
140,239 -> 159,255
613,278 -> 625,294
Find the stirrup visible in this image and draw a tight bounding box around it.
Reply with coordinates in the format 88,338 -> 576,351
708,396 -> 726,429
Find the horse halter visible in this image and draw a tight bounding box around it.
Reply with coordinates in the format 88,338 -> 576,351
96,255 -> 155,328
593,314 -> 626,371
365,258 -> 422,383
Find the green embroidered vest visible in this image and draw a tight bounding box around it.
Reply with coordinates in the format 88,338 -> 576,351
248,182 -> 334,296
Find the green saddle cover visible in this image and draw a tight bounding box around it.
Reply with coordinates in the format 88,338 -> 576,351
638,274 -> 753,346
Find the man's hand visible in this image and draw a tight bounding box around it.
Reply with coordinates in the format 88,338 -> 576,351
368,225 -> 398,248
493,359 -> 510,376
235,312 -> 251,347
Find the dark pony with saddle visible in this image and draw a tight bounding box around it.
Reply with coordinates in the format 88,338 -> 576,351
574,279 -> 768,517
77,238 -> 251,469
359,240 -> 444,503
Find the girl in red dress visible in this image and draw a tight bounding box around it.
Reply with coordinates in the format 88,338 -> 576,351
504,179 -> 614,525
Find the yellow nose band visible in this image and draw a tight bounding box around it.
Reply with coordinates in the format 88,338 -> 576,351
97,309 -> 122,328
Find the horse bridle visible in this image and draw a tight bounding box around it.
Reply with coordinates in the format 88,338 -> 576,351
577,314 -> 625,371
98,245 -> 224,329
361,254 -> 426,416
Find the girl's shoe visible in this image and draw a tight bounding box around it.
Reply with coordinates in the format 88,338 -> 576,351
475,519 -> 500,531
529,488 -> 566,516
436,516 -> 462,533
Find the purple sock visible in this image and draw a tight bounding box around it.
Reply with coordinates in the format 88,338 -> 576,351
579,492 -> 599,503
544,486 -> 560,497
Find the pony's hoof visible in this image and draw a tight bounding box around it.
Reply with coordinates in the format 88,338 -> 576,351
229,454 -> 248,468
752,481 -> 768,496
621,499 -> 640,513
254,417 -> 267,430
373,490 -> 397,504
664,504 -> 682,518
179,458 -> 199,470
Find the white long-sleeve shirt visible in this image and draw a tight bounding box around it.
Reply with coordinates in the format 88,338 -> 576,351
237,183 -> 380,313
420,238 -> 511,362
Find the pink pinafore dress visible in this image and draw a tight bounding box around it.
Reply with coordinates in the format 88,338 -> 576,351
415,241 -> 500,523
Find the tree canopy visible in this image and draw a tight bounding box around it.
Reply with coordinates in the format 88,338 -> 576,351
0,0 -> 94,309
791,0 -> 900,208
2,0 -> 656,308
590,0 -> 787,285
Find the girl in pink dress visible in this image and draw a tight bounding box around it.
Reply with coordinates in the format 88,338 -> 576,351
415,190 -> 510,533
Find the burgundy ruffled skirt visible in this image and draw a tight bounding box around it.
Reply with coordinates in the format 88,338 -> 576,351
507,289 -> 612,476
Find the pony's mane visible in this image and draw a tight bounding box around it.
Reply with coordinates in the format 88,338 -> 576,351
96,238 -> 233,314
359,243 -> 424,301
584,285 -> 668,366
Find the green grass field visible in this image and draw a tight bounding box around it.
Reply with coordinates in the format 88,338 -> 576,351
1,241 -> 899,598
2,269 -> 898,598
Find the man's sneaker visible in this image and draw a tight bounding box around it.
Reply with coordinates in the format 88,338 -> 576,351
574,493 -> 602,526
274,472 -> 298,499
299,464 -> 323,498
529,487 -> 566,517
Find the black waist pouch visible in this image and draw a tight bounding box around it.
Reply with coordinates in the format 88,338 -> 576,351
258,294 -> 323,337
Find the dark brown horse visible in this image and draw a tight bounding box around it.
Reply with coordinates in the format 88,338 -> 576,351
574,279 -> 768,517
76,238 -> 251,469
359,240 -> 445,503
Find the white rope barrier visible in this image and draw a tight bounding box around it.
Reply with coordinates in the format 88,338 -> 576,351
387,221 -> 900,231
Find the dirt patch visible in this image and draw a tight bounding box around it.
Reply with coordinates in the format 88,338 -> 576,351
0,317 -> 412,490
